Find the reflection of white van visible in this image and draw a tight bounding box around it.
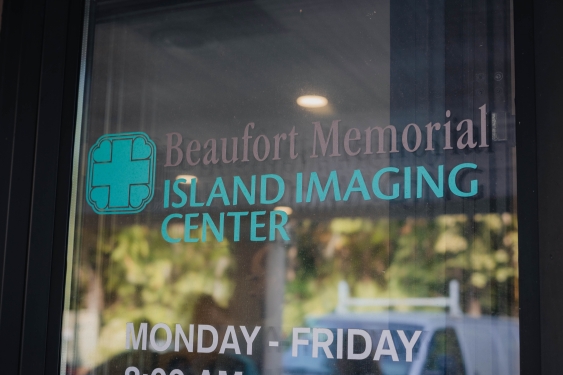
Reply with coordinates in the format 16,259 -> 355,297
283,281 -> 519,375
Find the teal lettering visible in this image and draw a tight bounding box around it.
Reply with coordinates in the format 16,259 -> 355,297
417,165 -> 444,198
296,172 -> 303,203
404,167 -> 411,198
372,167 -> 400,200
251,211 -> 267,241
202,213 -> 224,242
227,212 -> 249,242
343,170 -> 370,201
206,177 -> 230,206
172,179 -> 188,208
306,171 -> 341,202
269,211 -> 290,241
190,179 -> 204,207
260,174 -> 285,204
162,214 -> 182,243
184,213 -> 200,242
233,176 -> 255,205
164,180 -> 170,208
449,163 -> 478,197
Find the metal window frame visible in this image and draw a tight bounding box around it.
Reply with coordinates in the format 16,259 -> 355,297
0,0 -> 86,373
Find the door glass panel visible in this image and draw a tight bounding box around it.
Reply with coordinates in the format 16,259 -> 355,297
423,328 -> 465,375
61,1 -> 519,375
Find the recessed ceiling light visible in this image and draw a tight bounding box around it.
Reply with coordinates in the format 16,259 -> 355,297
297,95 -> 328,108
274,206 -> 293,215
176,175 -> 197,184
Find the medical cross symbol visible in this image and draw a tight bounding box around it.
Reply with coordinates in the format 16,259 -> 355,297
86,132 -> 156,214
93,139 -> 149,207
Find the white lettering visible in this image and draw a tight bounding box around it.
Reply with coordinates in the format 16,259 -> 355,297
198,325 -> 219,353
240,326 -> 261,355
337,328 -> 344,359
150,323 -> 172,352
126,322 -> 147,350
374,330 -> 399,361
219,326 -> 241,354
292,327 -> 311,357
313,328 -> 334,358
175,324 -> 194,352
397,330 -> 422,362
347,329 -> 372,360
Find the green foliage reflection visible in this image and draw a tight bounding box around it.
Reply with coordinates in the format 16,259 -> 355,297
284,213 -> 518,330
86,225 -> 234,362
77,213 -> 517,366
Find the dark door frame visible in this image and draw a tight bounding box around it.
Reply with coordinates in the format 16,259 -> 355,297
0,0 -> 85,373
0,0 -> 556,373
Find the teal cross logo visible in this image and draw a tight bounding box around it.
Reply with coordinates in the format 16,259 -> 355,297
86,132 -> 156,214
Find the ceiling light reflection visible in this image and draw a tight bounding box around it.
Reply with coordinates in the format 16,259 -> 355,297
297,95 -> 328,108
176,175 -> 197,184
274,206 -> 293,215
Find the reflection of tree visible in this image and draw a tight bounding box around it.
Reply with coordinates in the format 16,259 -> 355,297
284,213 -> 518,330
88,225 -> 234,364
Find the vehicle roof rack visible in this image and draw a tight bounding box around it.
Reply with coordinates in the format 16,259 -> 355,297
336,279 -> 462,316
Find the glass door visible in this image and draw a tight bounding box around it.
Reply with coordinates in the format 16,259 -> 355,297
61,1 -> 518,374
